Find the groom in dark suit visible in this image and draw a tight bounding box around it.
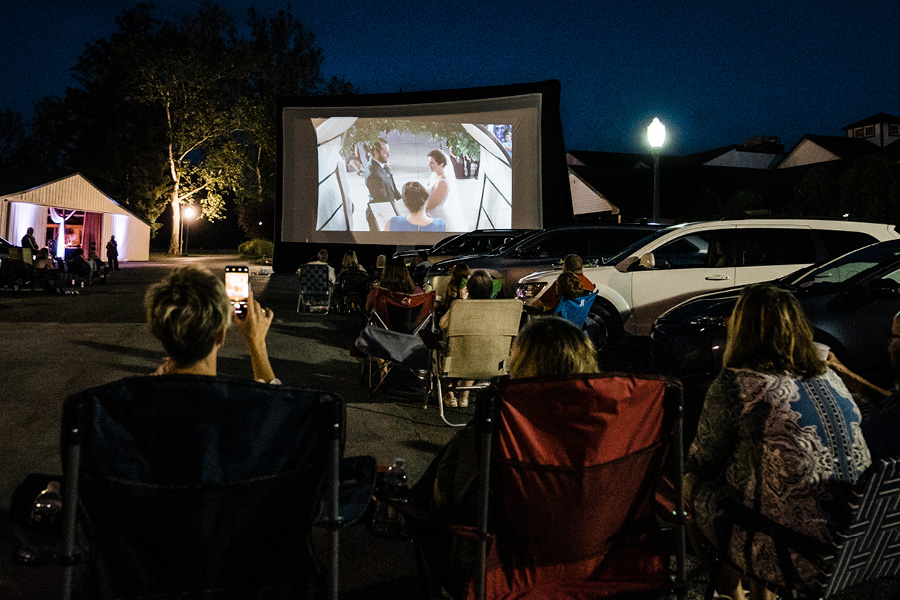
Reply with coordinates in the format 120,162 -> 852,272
365,137 -> 401,231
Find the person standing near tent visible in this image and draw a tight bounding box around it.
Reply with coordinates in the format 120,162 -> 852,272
21,227 -> 38,253
106,235 -> 119,271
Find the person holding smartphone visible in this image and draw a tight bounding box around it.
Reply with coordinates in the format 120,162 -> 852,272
145,266 -> 278,383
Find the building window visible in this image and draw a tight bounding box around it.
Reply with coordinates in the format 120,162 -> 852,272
854,127 -> 864,138
890,124 -> 900,136
864,125 -> 875,137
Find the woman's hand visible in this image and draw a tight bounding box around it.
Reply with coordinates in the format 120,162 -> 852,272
232,291 -> 274,348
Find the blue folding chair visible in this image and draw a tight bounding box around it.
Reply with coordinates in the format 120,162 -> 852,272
553,290 -> 598,329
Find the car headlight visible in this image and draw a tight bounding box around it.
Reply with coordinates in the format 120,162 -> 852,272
516,281 -> 547,299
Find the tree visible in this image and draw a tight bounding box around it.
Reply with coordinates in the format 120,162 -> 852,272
787,165 -> 838,218
229,8 -> 355,239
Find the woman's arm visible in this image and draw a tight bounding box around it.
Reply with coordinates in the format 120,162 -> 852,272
232,291 -> 277,383
425,180 -> 448,211
687,370 -> 741,479
827,352 -> 890,403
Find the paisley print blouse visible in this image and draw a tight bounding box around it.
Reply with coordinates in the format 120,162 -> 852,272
687,368 -> 871,586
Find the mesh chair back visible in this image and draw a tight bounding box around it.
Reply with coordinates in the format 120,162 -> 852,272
824,457 -> 900,596
552,290 -> 597,329
443,299 -> 522,379
61,375 -> 341,600
299,263 -> 331,295
479,374 -> 683,598
368,288 -> 435,334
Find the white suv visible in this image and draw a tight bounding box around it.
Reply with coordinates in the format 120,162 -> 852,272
516,219 -> 900,336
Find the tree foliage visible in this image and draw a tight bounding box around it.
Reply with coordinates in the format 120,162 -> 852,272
340,120 -> 481,163
23,3 -> 352,251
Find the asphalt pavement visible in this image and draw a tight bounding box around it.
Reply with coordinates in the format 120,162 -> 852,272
0,256 -> 897,599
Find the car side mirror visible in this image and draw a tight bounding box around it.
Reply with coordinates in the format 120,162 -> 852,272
869,279 -> 900,300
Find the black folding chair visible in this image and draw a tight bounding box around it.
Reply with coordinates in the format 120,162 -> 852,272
297,263 -> 333,313
706,457 -> 900,599
57,375 -> 367,600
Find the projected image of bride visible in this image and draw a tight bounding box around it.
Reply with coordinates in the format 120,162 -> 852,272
313,118 -> 512,234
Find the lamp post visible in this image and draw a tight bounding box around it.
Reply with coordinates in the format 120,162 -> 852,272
182,206 -> 196,256
647,117 -> 666,222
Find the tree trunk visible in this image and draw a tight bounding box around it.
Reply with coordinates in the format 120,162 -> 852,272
167,196 -> 181,256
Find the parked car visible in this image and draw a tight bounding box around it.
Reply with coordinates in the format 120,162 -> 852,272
653,238 -> 900,389
393,229 -> 534,265
425,223 -> 661,301
516,219 -> 900,338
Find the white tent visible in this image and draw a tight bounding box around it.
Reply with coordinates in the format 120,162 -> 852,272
0,173 -> 150,261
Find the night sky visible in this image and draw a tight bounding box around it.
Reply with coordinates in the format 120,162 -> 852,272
3,1 -> 899,155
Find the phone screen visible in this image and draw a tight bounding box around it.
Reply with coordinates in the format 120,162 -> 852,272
225,268 -> 249,316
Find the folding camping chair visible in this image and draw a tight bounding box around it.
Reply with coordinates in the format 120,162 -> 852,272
552,289 -> 598,328
355,288 -> 436,399
430,299 -> 523,427
411,373 -> 687,600
56,375 -> 371,600
705,456 -> 900,600
337,269 -> 371,313
297,263 -> 333,313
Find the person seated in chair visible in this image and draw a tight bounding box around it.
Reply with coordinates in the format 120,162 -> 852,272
146,266 -> 278,384
297,249 -> 336,284
409,317 -> 599,589
525,253 -> 595,313
33,247 -> 65,294
438,269 -> 497,408
365,258 -> 422,312
66,248 -> 93,287
685,283 -> 870,600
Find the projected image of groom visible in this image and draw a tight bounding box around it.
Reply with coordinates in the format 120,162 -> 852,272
365,137 -> 401,231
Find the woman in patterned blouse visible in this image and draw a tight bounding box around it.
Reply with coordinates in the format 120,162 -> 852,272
685,283 -> 871,600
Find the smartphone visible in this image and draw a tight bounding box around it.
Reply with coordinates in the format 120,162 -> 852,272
225,266 -> 250,316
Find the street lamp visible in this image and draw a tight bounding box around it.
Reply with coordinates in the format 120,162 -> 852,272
181,206 -> 197,256
647,117 -> 666,222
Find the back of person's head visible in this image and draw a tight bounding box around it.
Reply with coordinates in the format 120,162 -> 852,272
38,247 -> 49,259
507,316 -> 598,379
380,257 -> 415,294
446,263 -> 471,301
401,181 -> 429,212
342,250 -> 358,270
563,254 -> 584,273
557,271 -> 583,301
317,249 -> 329,263
145,266 -> 230,368
417,250 -> 429,263
466,269 -> 493,299
724,282 -> 824,378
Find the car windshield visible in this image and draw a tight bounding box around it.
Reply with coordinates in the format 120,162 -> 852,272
791,240 -> 900,290
601,225 -> 685,265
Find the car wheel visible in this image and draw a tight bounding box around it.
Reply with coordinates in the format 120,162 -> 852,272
590,299 -> 624,344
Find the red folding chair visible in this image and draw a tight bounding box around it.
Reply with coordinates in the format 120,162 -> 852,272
411,373 -> 687,600
356,287 -> 436,398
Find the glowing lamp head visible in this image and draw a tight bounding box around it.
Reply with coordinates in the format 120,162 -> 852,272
647,117 -> 666,149
183,206 -> 197,220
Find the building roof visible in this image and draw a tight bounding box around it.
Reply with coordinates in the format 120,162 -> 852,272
0,173 -> 148,223
842,113 -> 900,130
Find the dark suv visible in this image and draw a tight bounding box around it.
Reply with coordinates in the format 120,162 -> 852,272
393,229 -> 534,264
425,223 -> 660,300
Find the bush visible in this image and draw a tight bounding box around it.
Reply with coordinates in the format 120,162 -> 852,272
238,238 -> 274,260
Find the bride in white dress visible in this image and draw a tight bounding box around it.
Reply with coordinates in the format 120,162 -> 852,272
425,149 -> 466,232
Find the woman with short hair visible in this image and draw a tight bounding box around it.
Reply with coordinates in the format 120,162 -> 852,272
146,266 -> 277,383
386,181 -> 446,232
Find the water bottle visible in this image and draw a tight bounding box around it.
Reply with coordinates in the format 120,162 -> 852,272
370,458 -> 408,538
29,481 -> 63,528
